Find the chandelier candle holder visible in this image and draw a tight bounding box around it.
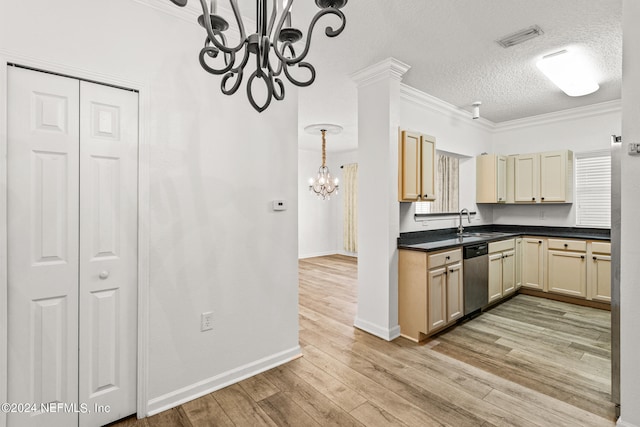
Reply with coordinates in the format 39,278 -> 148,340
167,0 -> 348,112
306,124 -> 341,200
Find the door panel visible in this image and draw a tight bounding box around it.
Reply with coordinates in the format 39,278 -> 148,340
8,66 -> 80,427
420,135 -> 435,201
548,250 -> 587,298
79,81 -> 138,426
502,250 -> 516,295
591,256 -> 612,302
399,131 -> 421,201
488,253 -> 503,303
515,154 -> 538,202
446,262 -> 463,322
427,268 -> 447,332
522,238 -> 544,290
540,151 -> 566,202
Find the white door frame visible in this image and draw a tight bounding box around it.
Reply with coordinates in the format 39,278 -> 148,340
0,52 -> 151,426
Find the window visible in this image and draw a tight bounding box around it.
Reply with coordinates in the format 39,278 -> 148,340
575,150 -> 611,228
416,153 -> 459,214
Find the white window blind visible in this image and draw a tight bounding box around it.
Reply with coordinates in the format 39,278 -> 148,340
575,150 -> 611,228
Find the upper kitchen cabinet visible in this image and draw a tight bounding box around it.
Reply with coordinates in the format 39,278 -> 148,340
476,154 -> 507,203
398,130 -> 435,202
514,153 -> 540,203
540,150 -> 573,203
513,150 -> 574,204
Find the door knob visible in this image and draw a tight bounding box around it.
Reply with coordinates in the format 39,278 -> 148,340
99,271 -> 110,280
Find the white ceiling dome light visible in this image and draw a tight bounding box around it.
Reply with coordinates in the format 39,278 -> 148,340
536,50 -> 600,97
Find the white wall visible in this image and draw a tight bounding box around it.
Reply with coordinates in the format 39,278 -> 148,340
492,103 -> 621,227
620,1 -> 640,425
399,87 -> 495,233
298,149 -> 357,258
298,149 -> 339,258
1,0 -> 299,416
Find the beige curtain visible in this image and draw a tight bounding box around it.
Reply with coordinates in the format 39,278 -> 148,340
432,154 -> 459,213
342,163 -> 358,253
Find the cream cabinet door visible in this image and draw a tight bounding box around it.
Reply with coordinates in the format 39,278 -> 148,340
496,155 -> 507,203
427,267 -> 447,332
515,238 -> 523,289
548,250 -> 587,298
488,253 -> 503,303
502,250 -> 516,295
522,238 -> 545,290
446,262 -> 464,323
399,131 -> 421,201
515,154 -> 539,203
420,135 -> 436,201
540,151 -> 567,202
590,255 -> 611,302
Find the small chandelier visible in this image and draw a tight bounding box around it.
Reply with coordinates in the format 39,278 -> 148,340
306,124 -> 341,200
168,0 -> 348,112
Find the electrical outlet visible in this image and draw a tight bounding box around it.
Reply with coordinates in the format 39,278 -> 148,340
539,209 -> 546,220
201,312 -> 213,332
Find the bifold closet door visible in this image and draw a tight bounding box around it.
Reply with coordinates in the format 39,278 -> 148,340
78,81 -> 138,427
7,67 -> 138,427
7,67 -> 81,427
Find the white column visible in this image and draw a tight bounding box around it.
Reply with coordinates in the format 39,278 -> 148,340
351,58 -> 410,340
620,1 -> 640,426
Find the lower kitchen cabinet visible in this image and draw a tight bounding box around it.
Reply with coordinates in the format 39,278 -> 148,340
588,241 -> 611,302
522,237 -> 545,291
547,239 -> 587,298
488,239 -> 516,303
515,237 -> 523,289
399,248 -> 463,341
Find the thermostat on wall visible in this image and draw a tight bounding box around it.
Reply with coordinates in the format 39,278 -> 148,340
272,200 -> 287,211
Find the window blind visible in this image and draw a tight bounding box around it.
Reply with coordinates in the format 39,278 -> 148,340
575,150 -> 611,228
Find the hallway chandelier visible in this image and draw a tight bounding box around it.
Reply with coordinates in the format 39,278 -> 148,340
168,0 -> 348,112
306,124 -> 341,200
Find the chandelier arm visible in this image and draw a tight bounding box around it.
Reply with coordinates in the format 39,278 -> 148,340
266,0 -> 278,37
199,46 -> 237,75
246,69 -> 275,112
283,61 -> 316,87
220,46 -> 251,94
273,78 -> 285,101
197,0 -> 246,55
273,7 -> 345,66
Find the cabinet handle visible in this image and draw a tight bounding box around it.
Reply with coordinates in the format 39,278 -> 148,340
532,197 -> 536,201
450,269 -> 454,273
593,256 -> 597,261
541,197 -> 545,201
424,194 -> 428,198
538,241 -> 542,244
564,244 -> 568,248
444,270 -> 448,275
446,256 -> 450,260
581,255 -> 585,260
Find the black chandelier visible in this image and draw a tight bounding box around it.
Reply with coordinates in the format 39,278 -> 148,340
168,0 -> 348,112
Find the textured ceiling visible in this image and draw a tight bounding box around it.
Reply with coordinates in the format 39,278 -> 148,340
293,0 -> 622,152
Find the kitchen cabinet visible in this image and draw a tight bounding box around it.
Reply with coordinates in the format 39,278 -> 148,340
547,239 -> 587,298
398,248 -> 463,341
515,237 -> 523,289
522,237 -> 545,290
588,241 -> 611,302
540,150 -> 573,203
398,130 -> 435,202
476,154 -> 507,203
488,239 -> 516,303
514,153 -> 539,203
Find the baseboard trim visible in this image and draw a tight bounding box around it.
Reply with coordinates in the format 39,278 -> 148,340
354,317 -> 401,341
519,288 -> 611,311
298,250 -> 338,259
617,417 -> 639,427
146,345 -> 302,416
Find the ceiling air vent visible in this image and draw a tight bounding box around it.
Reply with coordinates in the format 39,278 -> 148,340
497,25 -> 544,48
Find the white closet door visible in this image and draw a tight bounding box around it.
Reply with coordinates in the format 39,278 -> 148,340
78,81 -> 138,427
7,67 -> 80,427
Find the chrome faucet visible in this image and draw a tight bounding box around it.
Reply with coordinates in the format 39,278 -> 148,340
458,208 -> 471,235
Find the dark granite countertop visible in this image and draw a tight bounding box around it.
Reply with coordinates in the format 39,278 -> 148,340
398,225 -> 610,253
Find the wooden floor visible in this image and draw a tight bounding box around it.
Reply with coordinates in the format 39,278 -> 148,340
115,254 -> 615,426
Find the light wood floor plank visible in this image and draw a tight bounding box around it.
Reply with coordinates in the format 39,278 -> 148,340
112,254 -> 615,427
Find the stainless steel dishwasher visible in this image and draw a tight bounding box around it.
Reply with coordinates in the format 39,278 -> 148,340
463,243 -> 489,316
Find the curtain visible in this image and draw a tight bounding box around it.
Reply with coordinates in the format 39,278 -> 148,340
432,154 -> 459,213
342,163 -> 358,253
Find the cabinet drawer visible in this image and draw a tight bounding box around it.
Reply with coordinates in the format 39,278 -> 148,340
489,239 -> 515,253
548,239 -> 587,252
427,248 -> 462,269
591,241 -> 611,255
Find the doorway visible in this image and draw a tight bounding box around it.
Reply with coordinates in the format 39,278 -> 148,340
6,66 -> 139,427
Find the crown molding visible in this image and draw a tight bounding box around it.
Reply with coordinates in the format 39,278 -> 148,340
399,84 -> 496,133
494,99 -> 622,133
350,57 -> 411,87
131,0 -> 253,35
